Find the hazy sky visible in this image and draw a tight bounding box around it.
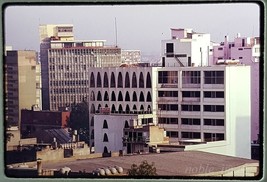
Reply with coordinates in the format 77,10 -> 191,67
4,3 -> 260,55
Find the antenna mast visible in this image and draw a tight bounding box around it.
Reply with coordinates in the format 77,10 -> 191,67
115,17 -> 118,47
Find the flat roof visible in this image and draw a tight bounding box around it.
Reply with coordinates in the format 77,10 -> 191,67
42,151 -> 258,176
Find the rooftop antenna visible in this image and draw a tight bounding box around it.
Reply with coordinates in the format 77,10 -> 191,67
115,17 -> 118,47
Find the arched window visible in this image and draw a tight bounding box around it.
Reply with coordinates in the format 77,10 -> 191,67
90,72 -> 95,87
118,104 -> 123,113
90,91 -> 95,101
103,133 -> 109,142
125,72 -> 130,88
147,105 -> 151,113
132,72 -> 137,88
91,129 -> 94,139
105,104 -> 108,107
125,91 -> 130,101
97,91 -> 102,101
91,117 -> 94,126
146,91 -> 152,102
110,72 -> 116,87
104,91 -> 109,101
90,104 -> 95,113
104,72 -> 109,87
133,104 -> 137,111
124,120 -> 129,128
111,104 -> 116,113
97,72 -> 102,87
103,120 -> 108,129
132,91 -> 137,101
103,146 -> 108,153
140,105 -> 144,111
139,72 -> 144,88
125,104 -> 130,113
139,91 -> 144,102
111,91 -> 116,101
118,72 -> 123,88
118,91 -> 123,101
146,72 -> 152,88
98,104 -> 101,111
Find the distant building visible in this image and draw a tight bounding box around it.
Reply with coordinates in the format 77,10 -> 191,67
211,34 -> 260,141
121,50 -> 141,64
161,28 -> 211,67
5,50 -> 42,128
39,24 -> 122,110
20,108 -> 70,138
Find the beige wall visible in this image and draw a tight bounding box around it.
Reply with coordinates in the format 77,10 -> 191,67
149,126 -> 165,144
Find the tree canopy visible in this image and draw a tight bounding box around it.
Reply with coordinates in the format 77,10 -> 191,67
127,160 -> 157,176
67,100 -> 90,144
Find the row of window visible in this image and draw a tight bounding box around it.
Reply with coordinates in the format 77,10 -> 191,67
159,118 -> 224,126
158,71 -> 224,85
91,91 -> 152,102
158,104 -> 224,112
166,131 -> 224,141
90,72 -> 151,88
50,80 -> 88,87
90,104 -> 151,114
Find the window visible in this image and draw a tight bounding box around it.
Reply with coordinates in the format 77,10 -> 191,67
239,57 -> 243,59
166,131 -> 179,138
166,43 -> 174,57
103,120 -> 108,129
204,105 -> 224,112
125,72 -> 130,88
181,105 -> 200,111
124,120 -> 129,128
181,132 -> 201,139
118,72 -> 123,88
110,72 -> 116,87
204,133 -> 224,141
103,133 -> 109,142
182,71 -> 200,84
103,72 -> 109,87
146,73 -> 152,88
181,118 -> 200,125
158,91 -> 178,97
204,91 -> 224,98
139,72 -> 144,88
132,72 -> 137,87
158,71 -> 178,84
97,72 -> 102,87
182,91 -> 200,98
204,119 -> 224,126
158,118 -> 178,124
204,71 -> 224,84
158,104 -> 178,111
218,47 -> 223,50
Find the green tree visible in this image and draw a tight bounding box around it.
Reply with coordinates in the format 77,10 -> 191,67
127,160 -> 157,176
68,100 -> 90,144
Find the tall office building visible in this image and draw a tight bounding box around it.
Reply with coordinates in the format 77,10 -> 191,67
5,50 -> 41,128
39,24 -> 122,110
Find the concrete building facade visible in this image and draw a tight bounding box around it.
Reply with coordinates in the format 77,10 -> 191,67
39,24 -> 122,110
121,50 -> 141,64
5,50 -> 42,128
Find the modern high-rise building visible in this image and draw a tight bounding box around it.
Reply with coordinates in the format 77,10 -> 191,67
121,50 -> 141,64
5,50 -> 42,128
39,24 -> 122,110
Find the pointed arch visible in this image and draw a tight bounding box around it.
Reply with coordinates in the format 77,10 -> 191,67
140,104 -> 144,111
146,72 -> 152,88
132,72 -> 137,88
132,91 -> 137,101
125,91 -> 130,101
146,91 -> 152,102
118,91 -> 123,101
118,104 -> 123,113
91,117 -> 94,126
104,91 -> 109,101
90,72 -> 95,87
139,91 -> 144,102
104,72 -> 109,87
111,91 -> 116,101
125,104 -> 130,113
118,72 -> 123,88
97,91 -> 102,101
139,72 -> 144,88
103,120 -> 108,129
97,72 -> 102,87
103,133 -> 109,142
91,129 -> 94,139
147,105 -> 151,113
125,72 -> 130,88
90,91 -> 95,101
124,120 -> 129,128
103,146 -> 108,153
110,72 -> 116,87
98,104 -> 102,111
90,104 -> 95,113
111,104 -> 116,113
105,104 -> 108,107
133,104 -> 137,111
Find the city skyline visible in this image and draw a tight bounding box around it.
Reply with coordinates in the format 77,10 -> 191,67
5,3 -> 260,55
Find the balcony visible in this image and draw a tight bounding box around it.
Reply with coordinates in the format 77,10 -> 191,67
182,84 -> 200,88
180,125 -> 201,130
159,83 -> 178,88
182,97 -> 200,102
203,84 -> 224,89
203,98 -> 224,103
203,112 -> 225,117
157,97 -> 179,103
122,137 -> 148,143
203,125 -> 225,131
